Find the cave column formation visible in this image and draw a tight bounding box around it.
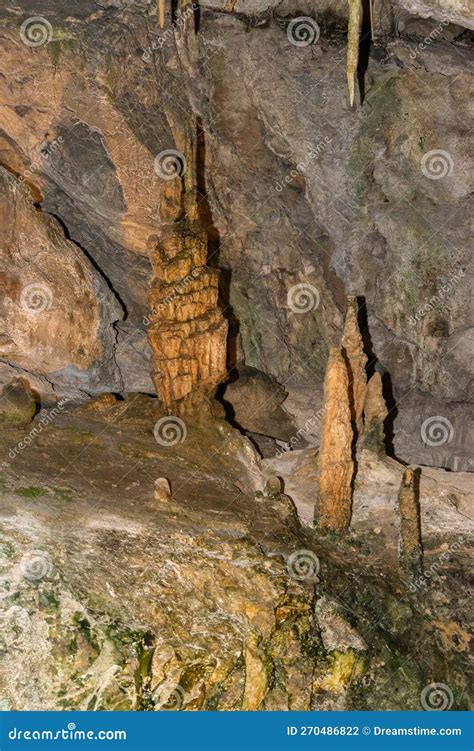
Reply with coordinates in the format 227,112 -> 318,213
147,17 -> 228,418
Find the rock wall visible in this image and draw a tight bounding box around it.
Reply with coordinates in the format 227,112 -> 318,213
0,1 -> 472,466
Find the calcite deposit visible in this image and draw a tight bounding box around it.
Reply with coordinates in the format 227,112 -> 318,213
148,221 -> 228,414
398,466 -> 424,580
341,296 -> 368,435
315,348 -> 354,533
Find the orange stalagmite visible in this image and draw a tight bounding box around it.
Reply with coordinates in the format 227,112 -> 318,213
314,347 -> 355,533
147,121 -> 228,416
341,296 -> 367,434
398,467 -> 423,579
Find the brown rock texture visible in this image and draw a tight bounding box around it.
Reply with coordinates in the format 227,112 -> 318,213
398,467 -> 424,579
0,3 -> 471,467
0,169 -> 122,395
341,297 -> 368,435
362,371 -> 388,454
315,347 -> 354,533
148,220 -> 228,414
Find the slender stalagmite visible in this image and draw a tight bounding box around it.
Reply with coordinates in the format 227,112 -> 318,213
362,371 -> 388,454
315,347 -> 354,533
342,296 -> 367,434
347,0 -> 362,107
398,467 -> 423,579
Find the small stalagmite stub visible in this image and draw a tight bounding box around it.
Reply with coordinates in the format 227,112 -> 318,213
154,477 -> 172,503
398,466 -> 423,580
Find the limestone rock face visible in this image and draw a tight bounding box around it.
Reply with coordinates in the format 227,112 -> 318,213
0,3 -> 471,467
315,348 -> 354,533
0,170 -> 123,396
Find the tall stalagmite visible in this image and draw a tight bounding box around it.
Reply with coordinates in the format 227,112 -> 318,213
341,296 -> 367,434
147,130 -> 227,415
398,467 -> 423,580
315,347 -> 354,533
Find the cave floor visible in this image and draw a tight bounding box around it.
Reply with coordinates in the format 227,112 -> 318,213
0,395 -> 472,710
